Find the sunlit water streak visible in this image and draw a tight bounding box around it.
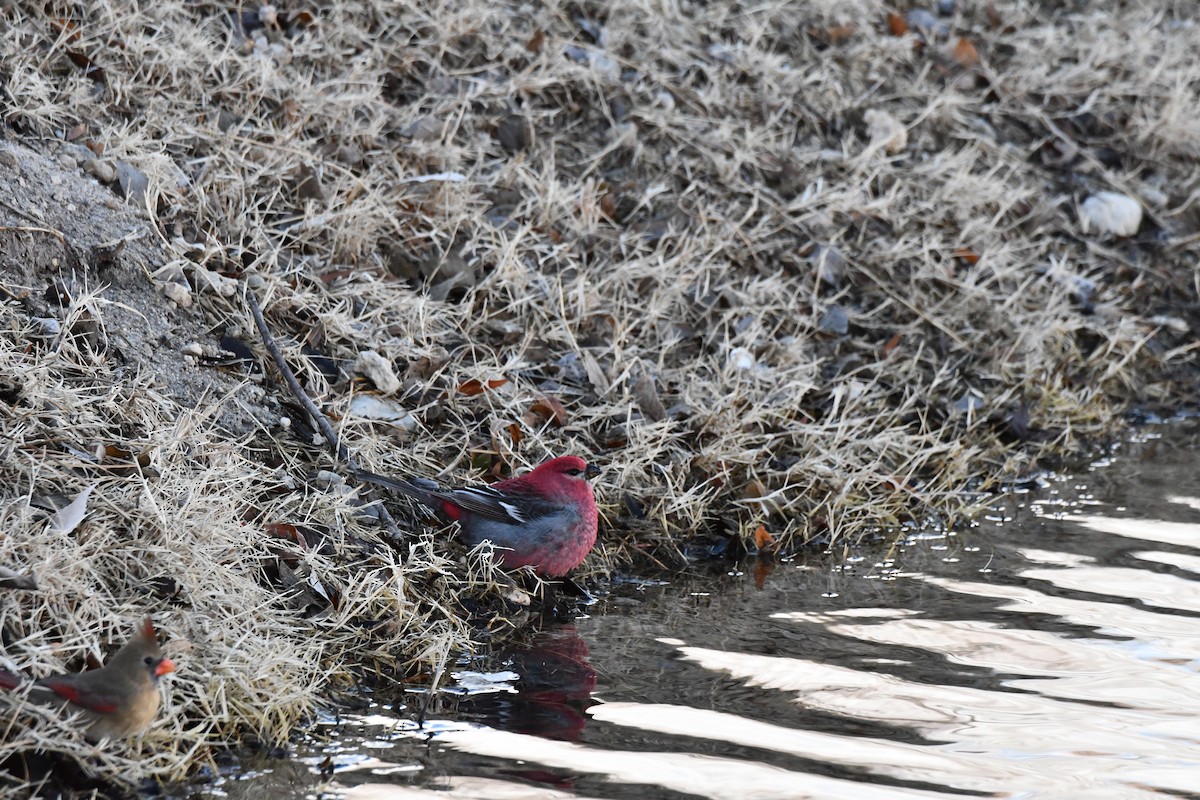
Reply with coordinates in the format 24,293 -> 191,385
200,435 -> 1200,800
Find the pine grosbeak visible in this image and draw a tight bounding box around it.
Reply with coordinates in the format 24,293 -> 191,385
356,456 -> 600,577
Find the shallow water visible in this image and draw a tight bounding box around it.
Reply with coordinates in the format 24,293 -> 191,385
200,426 -> 1200,800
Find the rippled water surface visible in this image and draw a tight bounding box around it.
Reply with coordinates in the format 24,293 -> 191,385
203,428 -> 1200,799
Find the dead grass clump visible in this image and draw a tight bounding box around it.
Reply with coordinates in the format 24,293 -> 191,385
0,0 -> 1198,788
0,294 -> 484,791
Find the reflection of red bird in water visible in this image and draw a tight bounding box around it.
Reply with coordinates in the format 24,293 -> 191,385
462,624 -> 597,791
465,624 -> 596,746
509,625 -> 597,741
0,618 -> 176,741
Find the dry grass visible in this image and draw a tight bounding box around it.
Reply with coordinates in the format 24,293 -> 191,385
1,0 -> 1198,792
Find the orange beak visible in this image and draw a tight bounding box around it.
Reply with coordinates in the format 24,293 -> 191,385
156,657 -> 177,677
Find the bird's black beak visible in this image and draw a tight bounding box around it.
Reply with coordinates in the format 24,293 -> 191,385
585,463 -> 601,479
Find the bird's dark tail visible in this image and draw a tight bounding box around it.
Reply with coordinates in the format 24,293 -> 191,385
354,470 -> 441,510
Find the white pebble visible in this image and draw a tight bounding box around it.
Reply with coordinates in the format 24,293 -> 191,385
354,350 -> 401,394
161,281 -> 192,308
1079,191 -> 1142,237
864,109 -> 908,155
728,347 -> 756,371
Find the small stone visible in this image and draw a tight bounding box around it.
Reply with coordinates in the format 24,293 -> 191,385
161,281 -> 192,307
336,143 -> 363,165
217,109 -> 241,132
115,161 -> 150,207
354,350 -> 401,394
193,267 -> 239,297
405,117 -> 444,142
906,8 -> 938,32
348,395 -> 418,431
728,347 -> 756,371
313,470 -> 344,489
495,114 -> 532,153
181,342 -> 203,356
818,305 -> 850,335
809,245 -> 846,286
32,317 -> 61,337
864,109 -> 908,155
1079,191 -> 1142,237
951,394 -> 986,415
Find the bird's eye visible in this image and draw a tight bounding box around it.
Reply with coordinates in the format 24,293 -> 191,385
565,468 -> 583,476
143,656 -> 154,665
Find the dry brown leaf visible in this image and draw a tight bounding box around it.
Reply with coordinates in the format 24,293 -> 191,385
264,522 -> 308,549
952,37 -> 981,67
952,247 -> 981,265
530,395 -> 568,426
458,377 -> 508,396
883,332 -> 903,356
633,373 -> 667,422
886,12 -> 909,36
753,524 -> 774,549
825,24 -> 856,42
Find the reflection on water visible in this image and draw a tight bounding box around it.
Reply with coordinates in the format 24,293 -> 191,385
203,431 -> 1200,799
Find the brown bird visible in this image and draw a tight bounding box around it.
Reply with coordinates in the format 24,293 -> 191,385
0,618 -> 176,741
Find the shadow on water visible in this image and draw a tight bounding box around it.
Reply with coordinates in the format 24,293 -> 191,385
200,426 -> 1200,799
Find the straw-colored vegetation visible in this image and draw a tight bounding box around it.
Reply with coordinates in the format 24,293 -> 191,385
1,0 -> 1197,792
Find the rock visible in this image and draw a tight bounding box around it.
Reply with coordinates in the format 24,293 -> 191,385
1079,191 -> 1142,237
809,244 -> 846,286
115,161 -> 150,207
495,114 -> 532,153
84,158 -> 116,183
950,393 -> 986,416
161,281 -> 192,307
336,143 -> 363,166
354,350 -> 401,394
152,262 -> 193,307
728,346 -> 756,371
348,395 -> 418,431
865,109 -> 908,155
818,305 -> 850,335
405,117 -> 444,142
193,266 -> 239,297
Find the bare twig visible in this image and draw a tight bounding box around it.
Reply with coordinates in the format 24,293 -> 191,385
244,285 -> 406,545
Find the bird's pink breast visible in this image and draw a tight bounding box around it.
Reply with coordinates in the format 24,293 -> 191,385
501,513 -> 597,577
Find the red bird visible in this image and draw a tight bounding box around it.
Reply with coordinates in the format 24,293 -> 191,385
356,455 -> 600,577
0,618 -> 176,741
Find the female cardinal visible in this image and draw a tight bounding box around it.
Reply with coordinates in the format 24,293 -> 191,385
355,455 -> 600,578
0,617 -> 175,741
